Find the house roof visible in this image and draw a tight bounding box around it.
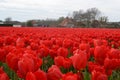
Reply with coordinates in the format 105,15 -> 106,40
60,17 -> 74,27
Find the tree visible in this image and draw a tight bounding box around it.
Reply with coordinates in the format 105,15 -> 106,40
72,7 -> 101,27
26,20 -> 34,27
4,17 -> 12,24
72,9 -> 84,22
99,16 -> 108,23
91,20 -> 100,28
86,8 -> 101,21
85,8 -> 101,27
58,17 -> 65,23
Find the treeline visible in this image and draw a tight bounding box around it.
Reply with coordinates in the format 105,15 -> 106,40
25,17 -> 64,27
0,7 -> 120,28
71,8 -> 108,27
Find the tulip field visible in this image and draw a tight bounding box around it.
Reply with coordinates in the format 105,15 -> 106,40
0,27 -> 120,80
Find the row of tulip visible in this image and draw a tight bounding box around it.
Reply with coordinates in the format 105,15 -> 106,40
0,27 -> 120,80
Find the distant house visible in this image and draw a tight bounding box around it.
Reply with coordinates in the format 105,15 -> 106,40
0,21 -> 22,27
60,17 -> 74,27
0,22 -> 13,27
12,21 -> 22,27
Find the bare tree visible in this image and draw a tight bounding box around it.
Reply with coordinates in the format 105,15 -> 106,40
99,16 -> 108,23
72,9 -> 84,22
86,8 -> 101,21
4,17 -> 12,24
72,7 -> 101,27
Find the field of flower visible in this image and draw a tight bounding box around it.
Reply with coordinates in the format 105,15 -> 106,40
0,27 -> 120,80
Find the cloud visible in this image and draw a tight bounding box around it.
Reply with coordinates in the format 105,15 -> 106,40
0,0 -> 120,21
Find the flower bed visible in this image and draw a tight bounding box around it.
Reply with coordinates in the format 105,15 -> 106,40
0,27 -> 120,80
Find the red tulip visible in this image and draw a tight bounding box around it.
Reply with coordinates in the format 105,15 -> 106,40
17,53 -> 42,78
49,49 -> 57,58
6,52 -> 20,71
107,48 -> 120,59
38,45 -> 49,58
52,45 -> 59,51
4,36 -> 14,45
54,56 -> 72,69
62,72 -> 82,80
30,42 -> 39,50
47,65 -> 63,80
43,40 -> 53,48
26,69 -> 47,80
73,49 -> 90,60
0,48 -> 7,62
56,38 -> 63,46
102,40 -> 108,46
93,39 -> 102,47
104,58 -> 120,70
70,51 -> 87,70
62,58 -> 72,69
63,39 -> 73,48
79,43 -> 90,53
91,70 -> 108,80
26,72 -> 36,80
54,56 -> 64,67
94,46 -> 108,65
88,62 -> 105,73
34,69 -> 47,80
57,47 -> 68,58
16,38 -> 25,48
0,67 -> 9,80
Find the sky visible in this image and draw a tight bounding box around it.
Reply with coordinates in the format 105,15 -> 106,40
0,0 -> 120,22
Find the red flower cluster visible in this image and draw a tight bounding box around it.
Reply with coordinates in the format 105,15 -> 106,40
0,27 -> 120,80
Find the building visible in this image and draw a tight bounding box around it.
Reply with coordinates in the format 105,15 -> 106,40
12,21 -> 22,27
60,17 -> 74,27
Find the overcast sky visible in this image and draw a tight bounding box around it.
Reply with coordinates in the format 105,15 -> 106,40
0,0 -> 120,22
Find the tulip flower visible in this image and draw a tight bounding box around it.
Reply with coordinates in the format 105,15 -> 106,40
0,67 -> 9,80
91,70 -> 108,80
62,72 -> 81,80
17,53 -> 42,78
26,69 -> 47,80
57,47 -> 68,58
54,56 -> 72,69
70,51 -> 87,70
47,65 -> 63,80
94,46 -> 108,65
